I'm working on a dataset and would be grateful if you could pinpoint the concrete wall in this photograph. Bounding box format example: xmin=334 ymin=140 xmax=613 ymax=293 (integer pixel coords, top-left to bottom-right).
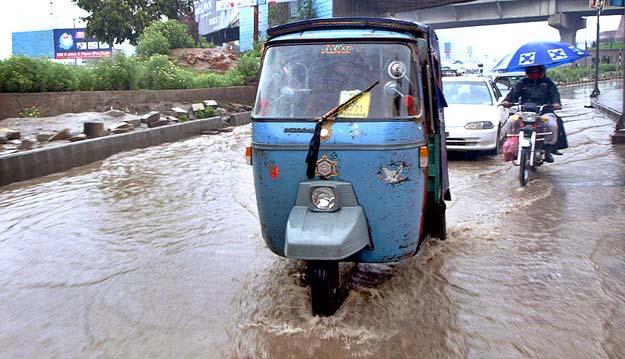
xmin=0 ymin=86 xmax=257 ymax=120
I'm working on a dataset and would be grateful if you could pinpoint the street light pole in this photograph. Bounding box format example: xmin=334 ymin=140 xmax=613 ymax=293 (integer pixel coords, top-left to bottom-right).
xmin=616 ymin=5 xmax=625 ymax=132
xmin=591 ymin=6 xmax=602 ymax=98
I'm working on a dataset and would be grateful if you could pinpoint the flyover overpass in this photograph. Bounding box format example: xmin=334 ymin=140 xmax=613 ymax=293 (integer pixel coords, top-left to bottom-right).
xmin=397 ymin=0 xmax=624 ymax=44
xmin=334 ymin=0 xmax=624 ymax=45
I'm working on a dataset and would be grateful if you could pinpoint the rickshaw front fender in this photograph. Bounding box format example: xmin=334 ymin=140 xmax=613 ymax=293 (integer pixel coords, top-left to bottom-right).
xmin=285 ymin=206 xmax=370 ymax=261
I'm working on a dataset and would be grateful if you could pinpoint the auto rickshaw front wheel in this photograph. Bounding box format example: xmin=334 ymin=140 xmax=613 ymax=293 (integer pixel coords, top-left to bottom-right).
xmin=307 ymin=260 xmax=339 ymax=316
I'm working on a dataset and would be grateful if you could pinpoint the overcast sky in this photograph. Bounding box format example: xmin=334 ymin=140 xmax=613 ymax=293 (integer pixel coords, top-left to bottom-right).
xmin=0 ymin=0 xmax=622 ymax=62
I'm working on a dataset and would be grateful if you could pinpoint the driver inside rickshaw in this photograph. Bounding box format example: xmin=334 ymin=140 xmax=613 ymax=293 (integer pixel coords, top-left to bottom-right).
xmin=305 ymin=56 xmax=361 ymax=115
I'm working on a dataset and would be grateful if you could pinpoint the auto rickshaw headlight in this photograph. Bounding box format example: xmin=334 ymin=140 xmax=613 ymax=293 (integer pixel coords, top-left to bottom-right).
xmin=311 ymin=187 xmax=336 ymax=211
xmin=464 ymin=121 xmax=494 ymax=130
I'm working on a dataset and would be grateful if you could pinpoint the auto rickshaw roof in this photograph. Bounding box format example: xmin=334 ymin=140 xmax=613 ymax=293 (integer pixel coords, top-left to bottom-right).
xmin=268 ymin=29 xmax=414 ymax=42
xmin=266 ymin=17 xmax=431 ymax=40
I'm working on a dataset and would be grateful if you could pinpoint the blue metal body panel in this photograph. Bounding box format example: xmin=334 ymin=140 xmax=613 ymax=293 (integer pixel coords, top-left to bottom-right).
xmin=252 ymin=120 xmax=427 ymax=263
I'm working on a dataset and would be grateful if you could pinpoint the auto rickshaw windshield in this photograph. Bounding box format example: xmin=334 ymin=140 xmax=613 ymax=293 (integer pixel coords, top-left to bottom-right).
xmin=253 ymin=42 xmax=419 ymax=119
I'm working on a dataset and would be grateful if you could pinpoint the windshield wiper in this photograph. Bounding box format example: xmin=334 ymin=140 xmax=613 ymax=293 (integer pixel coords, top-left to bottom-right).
xmin=305 ymin=80 xmax=379 ymax=179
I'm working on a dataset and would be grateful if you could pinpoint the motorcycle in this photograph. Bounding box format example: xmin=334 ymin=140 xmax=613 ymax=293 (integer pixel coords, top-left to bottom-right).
xmin=506 ymin=103 xmax=554 ymax=186
xmin=247 ymin=17 xmax=450 ymax=316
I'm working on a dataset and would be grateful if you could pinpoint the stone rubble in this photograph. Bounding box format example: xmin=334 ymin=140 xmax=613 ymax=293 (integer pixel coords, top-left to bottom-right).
xmin=68 ymin=134 xmax=88 ymax=142
xmin=191 ymin=103 xmax=205 ymax=112
xmin=0 ymin=99 xmax=251 ymax=155
xmin=36 ymin=132 xmax=55 ymax=142
xmin=140 ymin=111 xmax=161 ymax=124
xmin=0 ymin=128 xmax=21 ymax=140
xmin=48 ymin=129 xmax=70 ymax=141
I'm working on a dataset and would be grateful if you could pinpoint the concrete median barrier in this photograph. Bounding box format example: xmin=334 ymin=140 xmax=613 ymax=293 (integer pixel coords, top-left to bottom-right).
xmin=0 ymin=114 xmax=251 ymax=187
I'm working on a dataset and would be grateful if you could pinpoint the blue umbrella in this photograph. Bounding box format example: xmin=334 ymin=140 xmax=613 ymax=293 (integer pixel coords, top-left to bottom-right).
xmin=491 ymin=41 xmax=590 ymax=73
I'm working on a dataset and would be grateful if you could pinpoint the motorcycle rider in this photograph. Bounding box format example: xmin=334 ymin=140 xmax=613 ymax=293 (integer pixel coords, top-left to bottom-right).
xmin=501 ymin=65 xmax=561 ymax=163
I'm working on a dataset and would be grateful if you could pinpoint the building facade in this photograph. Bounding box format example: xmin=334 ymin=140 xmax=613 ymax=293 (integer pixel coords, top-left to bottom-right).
xmin=193 ymin=0 xmax=333 ymax=52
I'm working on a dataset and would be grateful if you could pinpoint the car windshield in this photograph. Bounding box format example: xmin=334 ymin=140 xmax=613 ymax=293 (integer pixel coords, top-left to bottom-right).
xmin=253 ymin=43 xmax=418 ymax=119
xmin=443 ymin=81 xmax=493 ymax=105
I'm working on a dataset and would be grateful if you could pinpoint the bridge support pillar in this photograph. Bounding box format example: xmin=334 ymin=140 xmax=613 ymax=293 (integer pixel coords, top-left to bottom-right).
xmin=548 ymin=13 xmax=586 ymax=45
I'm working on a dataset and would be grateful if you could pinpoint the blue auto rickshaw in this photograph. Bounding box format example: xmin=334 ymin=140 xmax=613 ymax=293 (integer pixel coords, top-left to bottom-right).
xmin=248 ymin=17 xmax=450 ymax=316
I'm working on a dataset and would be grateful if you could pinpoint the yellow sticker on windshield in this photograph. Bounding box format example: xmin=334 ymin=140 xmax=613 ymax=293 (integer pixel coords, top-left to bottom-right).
xmin=338 ymin=90 xmax=371 ymax=118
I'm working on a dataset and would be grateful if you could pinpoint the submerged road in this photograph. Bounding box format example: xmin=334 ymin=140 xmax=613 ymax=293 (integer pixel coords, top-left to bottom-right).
xmin=1 ymin=81 xmax=624 ymax=358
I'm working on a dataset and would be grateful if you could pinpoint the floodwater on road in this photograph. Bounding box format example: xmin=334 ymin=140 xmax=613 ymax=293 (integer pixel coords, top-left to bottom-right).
xmin=1 ymin=81 xmax=624 ymax=358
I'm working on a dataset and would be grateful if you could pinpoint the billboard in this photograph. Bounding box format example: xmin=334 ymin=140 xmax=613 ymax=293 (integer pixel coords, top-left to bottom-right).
xmin=195 ymin=0 xmax=235 ymax=35
xmin=12 ymin=30 xmax=55 ymax=58
xmin=53 ymin=28 xmax=112 ymax=59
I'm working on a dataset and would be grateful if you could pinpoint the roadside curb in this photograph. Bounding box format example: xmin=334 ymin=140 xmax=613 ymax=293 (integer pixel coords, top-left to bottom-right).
xmin=591 ymin=98 xmax=622 ymax=121
xmin=0 ymin=112 xmax=251 ymax=187
xmin=559 ymin=75 xmax=623 ymax=87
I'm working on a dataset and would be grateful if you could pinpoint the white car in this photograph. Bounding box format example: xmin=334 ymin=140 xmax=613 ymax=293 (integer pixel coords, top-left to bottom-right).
xmin=442 ymin=76 xmax=508 ymax=154
xmin=492 ymin=71 xmax=526 ymax=96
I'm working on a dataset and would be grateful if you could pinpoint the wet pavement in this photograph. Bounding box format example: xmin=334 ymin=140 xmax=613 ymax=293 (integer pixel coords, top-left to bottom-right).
xmin=595 ymin=84 xmax=624 ymax=115
xmin=1 ymin=81 xmax=625 ymax=358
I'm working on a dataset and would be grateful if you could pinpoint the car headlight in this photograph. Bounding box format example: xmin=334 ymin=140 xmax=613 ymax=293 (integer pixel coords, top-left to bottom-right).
xmin=464 ymin=121 xmax=494 ymax=130
xmin=311 ymin=187 xmax=336 ymax=211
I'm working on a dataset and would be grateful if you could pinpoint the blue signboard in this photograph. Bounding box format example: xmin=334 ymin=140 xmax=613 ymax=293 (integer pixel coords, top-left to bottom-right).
xmin=12 ymin=30 xmax=55 ymax=58
xmin=611 ymin=0 xmax=624 ymax=6
xmin=53 ymin=28 xmax=112 ymax=59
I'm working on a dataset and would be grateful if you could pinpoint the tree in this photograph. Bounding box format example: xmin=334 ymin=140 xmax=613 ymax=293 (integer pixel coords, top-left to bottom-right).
xmin=72 ymin=0 xmax=194 ymax=45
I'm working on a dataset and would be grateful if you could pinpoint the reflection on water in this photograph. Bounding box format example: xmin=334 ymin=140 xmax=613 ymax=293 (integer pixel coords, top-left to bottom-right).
xmin=2 ymin=82 xmax=625 ymax=358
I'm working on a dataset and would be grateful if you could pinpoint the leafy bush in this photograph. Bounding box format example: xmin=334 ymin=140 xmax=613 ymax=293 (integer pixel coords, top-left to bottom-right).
xmin=37 ymin=60 xmax=78 ymax=92
xmin=0 ymin=38 xmax=264 ymax=93
xmin=192 ymin=68 xmax=245 ymax=88
xmin=236 ymin=42 xmax=262 ymax=79
xmin=547 ymin=64 xmax=622 ymax=84
xmin=601 ymin=63 xmax=618 ymax=72
xmin=237 ymin=54 xmax=260 ymax=78
xmin=223 ymin=68 xmax=245 ymax=86
xmin=0 ymin=55 xmax=78 ymax=92
xmin=0 ymin=56 xmax=40 ymax=92
xmin=150 ymin=20 xmax=195 ymax=49
xmin=136 ymin=20 xmax=195 ymax=58
xmin=91 ymin=54 xmax=141 ymax=90
xmin=142 ymin=54 xmax=192 ymax=90
xmin=195 ymin=107 xmax=215 ymax=119
xmin=74 ymin=65 xmax=98 ymax=91
xmin=136 ymin=31 xmax=171 ymax=58
xmin=193 ymin=72 xmax=230 ymax=88
xmin=198 ymin=37 xmax=215 ymax=48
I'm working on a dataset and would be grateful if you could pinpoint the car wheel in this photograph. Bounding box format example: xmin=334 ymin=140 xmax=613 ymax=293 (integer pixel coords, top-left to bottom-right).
xmin=487 ymin=127 xmax=502 ymax=156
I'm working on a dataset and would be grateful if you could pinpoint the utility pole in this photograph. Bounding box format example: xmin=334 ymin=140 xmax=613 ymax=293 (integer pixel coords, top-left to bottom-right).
xmin=619 ymin=7 xmax=625 ymax=131
xmin=612 ymin=5 xmax=625 ymax=143
xmin=253 ymin=4 xmax=259 ymax=42
xmin=591 ymin=4 xmax=602 ymax=98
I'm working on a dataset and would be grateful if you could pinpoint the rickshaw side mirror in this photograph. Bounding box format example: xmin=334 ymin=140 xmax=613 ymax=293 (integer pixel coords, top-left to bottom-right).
xmin=388 ymin=61 xmax=407 ymax=79
xmin=384 ymin=81 xmax=404 ymax=97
